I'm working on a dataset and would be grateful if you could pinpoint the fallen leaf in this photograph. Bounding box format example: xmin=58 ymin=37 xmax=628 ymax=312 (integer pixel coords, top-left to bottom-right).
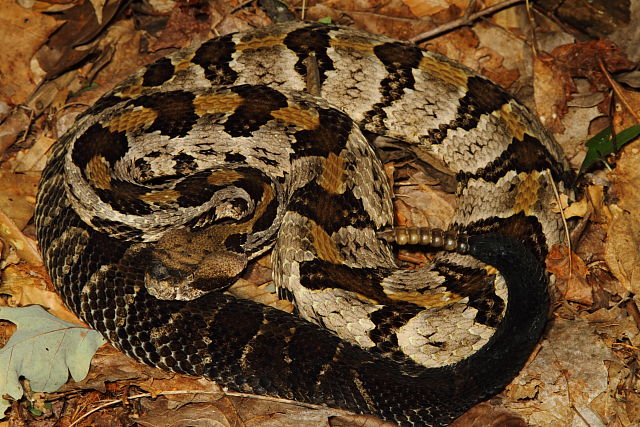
xmin=605 ymin=140 xmax=640 ymax=293
xmin=503 ymin=317 xmax=614 ymax=425
xmin=0 ymin=1 xmax=60 ymax=107
xmin=551 ymin=40 xmax=634 ymax=90
xmin=0 ymin=208 xmax=41 ymax=265
xmin=148 ymin=2 xmax=214 ymax=52
xmin=609 ymin=71 xmax=640 ymax=132
xmin=546 ymin=245 xmax=592 ymax=305
xmin=0 ymin=305 xmax=105 ymax=415
xmin=0 ymin=171 xmax=39 ymax=230
xmin=533 ymin=53 xmax=576 ymax=134
xmin=0 ymin=264 xmax=82 ymax=325
xmin=403 ymin=0 xmax=468 ymax=19
xmin=11 ymin=134 xmax=56 ymax=173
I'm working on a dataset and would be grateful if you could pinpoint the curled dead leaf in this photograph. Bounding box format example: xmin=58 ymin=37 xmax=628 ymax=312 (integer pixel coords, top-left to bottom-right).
xmin=551 ymin=40 xmax=634 ymax=90
xmin=546 ymin=244 xmax=592 ymax=306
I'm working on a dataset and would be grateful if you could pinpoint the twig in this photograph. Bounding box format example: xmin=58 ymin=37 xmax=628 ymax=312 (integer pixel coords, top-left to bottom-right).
xmin=409 ymin=0 xmax=525 ymax=43
xmin=68 ymin=388 xmax=347 ymax=427
xmin=547 ymin=170 xmax=572 ymax=275
xmin=229 ymin=0 xmax=254 ymax=15
xmin=524 ymin=0 xmax=539 ymax=55
xmin=550 ymin=347 xmax=593 ymax=427
xmin=598 ymin=57 xmax=640 ymax=123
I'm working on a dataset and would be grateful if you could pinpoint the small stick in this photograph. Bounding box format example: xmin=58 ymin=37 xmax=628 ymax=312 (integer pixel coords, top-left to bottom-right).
xmin=409 ymin=0 xmax=525 ymax=43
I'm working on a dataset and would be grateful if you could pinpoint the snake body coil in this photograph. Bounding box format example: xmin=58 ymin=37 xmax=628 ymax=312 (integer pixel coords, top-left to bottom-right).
xmin=35 ymin=22 xmax=571 ymax=425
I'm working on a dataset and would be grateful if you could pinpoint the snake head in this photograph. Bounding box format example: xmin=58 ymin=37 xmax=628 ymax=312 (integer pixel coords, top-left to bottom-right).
xmin=144 ymin=227 xmax=248 ymax=301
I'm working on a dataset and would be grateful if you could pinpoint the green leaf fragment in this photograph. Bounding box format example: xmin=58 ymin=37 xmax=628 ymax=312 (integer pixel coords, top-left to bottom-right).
xmin=28 ymin=405 xmax=43 ymax=416
xmin=0 ymin=305 xmax=105 ymax=417
xmin=71 ymin=81 xmax=99 ymax=98
xmin=579 ymin=124 xmax=640 ymax=174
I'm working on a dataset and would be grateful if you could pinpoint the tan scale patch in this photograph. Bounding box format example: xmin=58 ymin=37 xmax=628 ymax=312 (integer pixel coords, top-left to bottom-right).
xmin=484 ymin=265 xmax=498 ymax=276
xmin=329 ymin=38 xmax=375 ymax=55
xmin=419 ymin=55 xmax=468 ymax=89
xmin=85 ymin=156 xmax=112 ymax=190
xmin=497 ymin=103 xmax=529 ymax=141
xmin=317 ymin=152 xmax=347 ymax=195
xmin=117 ymin=76 xmax=144 ymax=99
xmin=236 ymin=33 xmax=289 ymax=51
xmin=249 ymin=183 xmax=275 ymax=229
xmin=514 ymin=171 xmax=541 ymax=214
xmin=194 ymin=93 xmax=244 ymax=116
xmin=174 ymin=56 xmax=195 ymax=72
xmin=347 ymin=292 xmax=380 ymax=305
xmin=139 ymin=189 xmax=181 ymax=204
xmin=386 ymin=290 xmax=464 ymax=308
xmin=228 ymin=181 xmax=276 ymax=234
xmin=271 ymin=105 xmax=320 ymax=130
xmin=206 ymin=169 xmax=245 ymax=186
xmin=107 ymin=107 xmax=158 ymax=133
xmin=310 ymin=222 xmax=343 ymax=264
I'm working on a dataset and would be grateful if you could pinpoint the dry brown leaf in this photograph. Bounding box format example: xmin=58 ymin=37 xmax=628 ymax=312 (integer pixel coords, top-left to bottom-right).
xmin=88 ymin=0 xmax=107 ymax=25
xmin=452 ymin=402 xmax=526 ymax=427
xmin=0 ymin=263 xmax=85 ymax=324
xmin=402 ymin=0 xmax=467 ymax=19
xmin=604 ymin=209 xmax=640 ymax=293
xmin=311 ymin=0 xmax=416 ymax=19
xmin=57 ymin=345 xmax=172 ymax=394
xmin=552 ymin=80 xmax=605 ymax=169
xmin=136 ymin=395 xmax=370 ymax=427
xmin=0 ymin=208 xmax=41 ymax=265
xmin=85 ymin=21 xmax=147 ymax=94
xmin=0 ymin=1 xmax=60 ymax=107
xmin=551 ymin=40 xmax=635 ymax=90
xmin=580 ymin=307 xmax=640 ymax=424
xmin=135 ymin=401 xmax=232 ymax=427
xmin=546 ymin=245 xmax=592 ymax=305
xmin=533 ymin=53 xmax=576 ymax=134
xmin=229 ymin=279 xmax=293 ymax=312
xmin=562 ymin=196 xmax=589 ymax=218
xmin=586 ymin=185 xmax=612 ymax=223
xmin=0 ymin=171 xmax=39 ymax=230
xmin=11 ymin=134 xmax=56 ymax=173
xmin=304 ymin=1 xmax=434 ymax=40
xmin=605 ymin=140 xmax=640 ymax=293
xmin=583 ymin=306 xmax=639 ymax=351
xmin=227 ymin=396 xmax=343 ymax=427
xmin=34 ymin=0 xmax=125 ymax=77
xmin=422 ymin=26 xmax=480 ymax=65
xmin=503 ymin=317 xmax=613 ymax=425
xmin=0 ymin=70 xmax=78 ymax=156
xmin=57 ymin=390 xmax=130 ymax=426
xmin=147 ymin=2 xmax=215 ymax=52
xmin=394 ymin=178 xmax=455 ymax=230
xmin=610 ymin=78 xmax=640 ymax=132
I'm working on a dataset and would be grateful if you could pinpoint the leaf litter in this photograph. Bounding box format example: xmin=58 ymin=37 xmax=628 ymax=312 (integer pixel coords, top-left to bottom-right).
xmin=1 ymin=0 xmax=640 ymax=425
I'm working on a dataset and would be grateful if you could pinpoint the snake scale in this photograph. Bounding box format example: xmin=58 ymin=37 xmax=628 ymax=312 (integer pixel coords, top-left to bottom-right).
xmin=35 ymin=22 xmax=572 ymax=425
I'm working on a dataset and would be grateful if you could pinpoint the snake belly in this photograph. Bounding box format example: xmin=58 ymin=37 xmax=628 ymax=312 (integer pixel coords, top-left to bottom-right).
xmin=35 ymin=22 xmax=571 ymax=426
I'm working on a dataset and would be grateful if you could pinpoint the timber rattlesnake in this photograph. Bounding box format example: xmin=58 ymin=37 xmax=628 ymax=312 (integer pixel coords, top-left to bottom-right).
xmin=35 ymin=22 xmax=572 ymax=426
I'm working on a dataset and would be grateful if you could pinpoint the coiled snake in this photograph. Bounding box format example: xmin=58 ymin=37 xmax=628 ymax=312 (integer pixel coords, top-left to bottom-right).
xmin=35 ymin=22 xmax=572 ymax=426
